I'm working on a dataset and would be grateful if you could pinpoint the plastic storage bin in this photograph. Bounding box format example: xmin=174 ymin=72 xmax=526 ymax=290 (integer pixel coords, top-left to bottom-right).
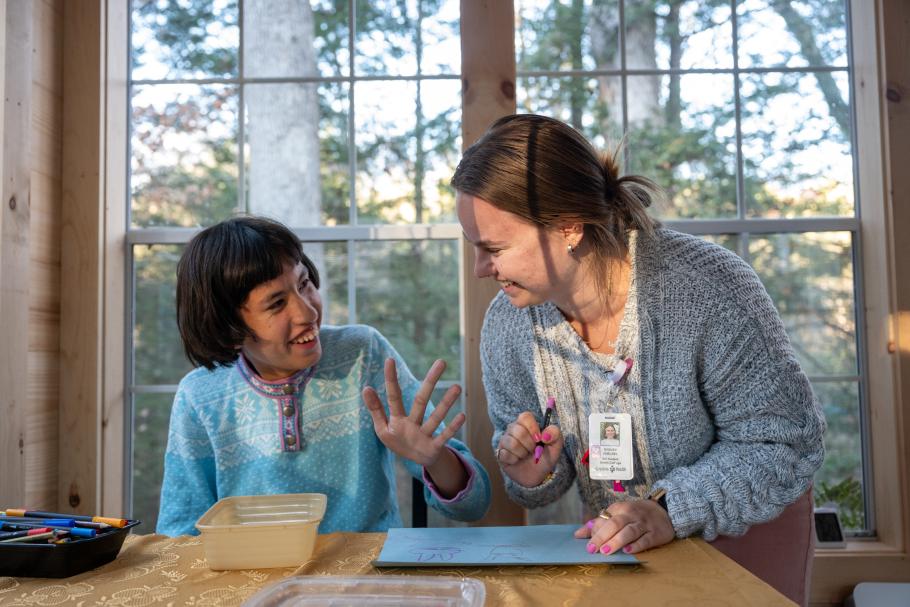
xmin=242 ymin=575 xmax=486 ymax=607
xmin=195 ymin=493 xmax=327 ymax=570
xmin=0 ymin=520 xmax=140 ymax=578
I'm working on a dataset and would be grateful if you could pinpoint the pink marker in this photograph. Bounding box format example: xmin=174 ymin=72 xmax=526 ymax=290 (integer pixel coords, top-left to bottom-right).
xmin=607 ymin=358 xmax=633 ymax=385
xmin=534 ymin=397 xmax=556 ymax=464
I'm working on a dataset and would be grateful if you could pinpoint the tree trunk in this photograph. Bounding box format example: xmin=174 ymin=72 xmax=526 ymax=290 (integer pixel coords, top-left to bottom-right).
xmin=589 ymin=4 xmax=661 ymax=131
xmin=244 ymin=0 xmax=326 ymax=282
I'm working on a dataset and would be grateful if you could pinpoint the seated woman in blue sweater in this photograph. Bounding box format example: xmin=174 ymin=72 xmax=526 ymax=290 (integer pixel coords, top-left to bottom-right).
xmin=156 ymin=215 xmax=491 ymax=536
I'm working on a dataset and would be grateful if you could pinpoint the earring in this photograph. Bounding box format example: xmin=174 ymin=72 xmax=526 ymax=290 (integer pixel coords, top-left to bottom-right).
xmin=567 ymin=244 xmax=575 ymax=254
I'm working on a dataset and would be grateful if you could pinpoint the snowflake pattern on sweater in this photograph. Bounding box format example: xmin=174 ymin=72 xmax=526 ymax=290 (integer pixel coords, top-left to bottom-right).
xmin=156 ymin=325 xmax=491 ymax=536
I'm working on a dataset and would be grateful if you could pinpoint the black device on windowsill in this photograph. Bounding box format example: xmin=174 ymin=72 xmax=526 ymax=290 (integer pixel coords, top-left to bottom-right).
xmin=814 ymin=507 xmax=846 ymax=548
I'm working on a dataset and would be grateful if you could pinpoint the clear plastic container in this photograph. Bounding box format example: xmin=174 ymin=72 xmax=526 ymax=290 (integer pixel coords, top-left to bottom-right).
xmin=242 ymin=575 xmax=485 ymax=607
xmin=195 ymin=493 xmax=327 ymax=570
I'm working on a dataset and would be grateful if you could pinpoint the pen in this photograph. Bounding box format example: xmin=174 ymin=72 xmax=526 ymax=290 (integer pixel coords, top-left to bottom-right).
xmin=2 ymin=509 xmax=128 ymax=528
xmin=534 ymin=397 xmax=556 ymax=464
xmin=0 ymin=520 xmax=96 ymax=537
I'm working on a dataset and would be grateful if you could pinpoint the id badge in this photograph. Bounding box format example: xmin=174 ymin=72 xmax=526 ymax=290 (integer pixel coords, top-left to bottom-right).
xmin=588 ymin=412 xmax=633 ymax=481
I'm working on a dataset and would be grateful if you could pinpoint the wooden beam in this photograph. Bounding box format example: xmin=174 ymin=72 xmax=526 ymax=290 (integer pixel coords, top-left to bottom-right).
xmin=102 ymin=0 xmax=128 ymax=516
xmin=880 ymin=0 xmax=910 ymax=559
xmin=809 ymin=0 xmax=910 ymax=603
xmin=26 ymin=0 xmax=65 ymax=512
xmin=59 ymin=0 xmax=103 ymax=515
xmin=459 ymin=0 xmax=523 ymax=525
xmin=0 ymin=0 xmax=34 ymax=508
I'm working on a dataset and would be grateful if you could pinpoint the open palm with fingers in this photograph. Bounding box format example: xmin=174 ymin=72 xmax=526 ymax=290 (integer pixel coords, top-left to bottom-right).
xmin=362 ymin=358 xmax=465 ymax=468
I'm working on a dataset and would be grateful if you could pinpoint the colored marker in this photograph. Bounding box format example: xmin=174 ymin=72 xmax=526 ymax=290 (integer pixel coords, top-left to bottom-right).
xmin=0 ymin=521 xmax=96 ymax=538
xmin=0 ymin=516 xmax=75 ymax=526
xmin=0 ymin=527 xmax=51 ymax=541
xmin=607 ymin=358 xmax=633 ymax=385
xmin=2 ymin=509 xmax=128 ymax=528
xmin=0 ymin=530 xmax=59 ymax=543
xmin=534 ymin=397 xmax=556 ymax=464
xmin=75 ymin=520 xmax=112 ymax=530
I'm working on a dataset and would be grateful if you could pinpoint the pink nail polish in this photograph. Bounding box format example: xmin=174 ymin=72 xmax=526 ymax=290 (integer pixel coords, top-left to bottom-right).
xmin=533 ymin=433 xmax=541 ymax=441
xmin=585 ymin=520 xmax=594 ymax=530
xmin=586 ymin=542 xmax=597 ymax=554
xmin=623 ymin=546 xmax=632 ymax=553
xmin=542 ymin=432 xmax=552 ymax=441
xmin=600 ymin=545 xmax=612 ymax=555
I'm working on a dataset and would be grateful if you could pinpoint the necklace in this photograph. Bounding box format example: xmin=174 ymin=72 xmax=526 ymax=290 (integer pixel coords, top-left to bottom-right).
xmin=578 ymin=317 xmax=617 ymax=351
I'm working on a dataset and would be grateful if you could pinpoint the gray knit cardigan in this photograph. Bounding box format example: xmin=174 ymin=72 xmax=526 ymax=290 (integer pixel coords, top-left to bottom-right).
xmin=480 ymin=228 xmax=826 ymax=540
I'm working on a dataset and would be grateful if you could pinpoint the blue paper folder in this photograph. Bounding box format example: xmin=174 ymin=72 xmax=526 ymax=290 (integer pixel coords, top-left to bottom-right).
xmin=373 ymin=524 xmax=640 ymax=567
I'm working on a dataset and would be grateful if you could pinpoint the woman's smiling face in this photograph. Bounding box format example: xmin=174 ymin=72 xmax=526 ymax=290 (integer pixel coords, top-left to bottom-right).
xmin=457 ymin=191 xmax=579 ymax=309
xmin=239 ymin=260 xmax=323 ymax=380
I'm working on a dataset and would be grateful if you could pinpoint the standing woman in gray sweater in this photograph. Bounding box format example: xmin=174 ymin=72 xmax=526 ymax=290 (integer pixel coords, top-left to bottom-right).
xmin=452 ymin=114 xmax=825 ymax=559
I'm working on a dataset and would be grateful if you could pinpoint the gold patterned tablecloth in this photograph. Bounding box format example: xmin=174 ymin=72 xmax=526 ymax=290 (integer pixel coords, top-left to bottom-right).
xmin=0 ymin=532 xmax=793 ymax=606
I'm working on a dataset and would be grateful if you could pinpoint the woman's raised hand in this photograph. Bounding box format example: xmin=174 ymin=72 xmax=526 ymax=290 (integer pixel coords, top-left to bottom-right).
xmin=362 ymin=358 xmax=464 ymax=468
xmin=495 ymin=411 xmax=564 ymax=487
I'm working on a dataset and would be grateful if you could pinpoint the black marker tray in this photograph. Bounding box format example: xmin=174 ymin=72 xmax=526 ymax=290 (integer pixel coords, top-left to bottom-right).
xmin=0 ymin=520 xmax=140 ymax=578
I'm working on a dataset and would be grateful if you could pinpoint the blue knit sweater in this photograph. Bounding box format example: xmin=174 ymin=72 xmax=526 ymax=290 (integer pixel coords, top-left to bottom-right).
xmin=157 ymin=324 xmax=491 ymax=536
xmin=480 ymin=229 xmax=825 ymax=540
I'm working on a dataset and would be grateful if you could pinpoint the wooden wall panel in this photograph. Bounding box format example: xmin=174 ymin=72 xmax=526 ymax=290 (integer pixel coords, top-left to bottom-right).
xmin=459 ymin=0 xmax=523 ymax=526
xmin=809 ymin=0 xmax=910 ymax=603
xmin=59 ymin=0 xmax=104 ymax=514
xmin=880 ymin=0 xmax=910 ymax=559
xmin=26 ymin=0 xmax=63 ymax=509
xmin=0 ymin=0 xmax=34 ymax=509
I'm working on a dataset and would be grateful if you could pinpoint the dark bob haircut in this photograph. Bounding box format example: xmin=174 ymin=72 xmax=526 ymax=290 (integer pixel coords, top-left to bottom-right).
xmin=176 ymin=215 xmax=320 ymax=370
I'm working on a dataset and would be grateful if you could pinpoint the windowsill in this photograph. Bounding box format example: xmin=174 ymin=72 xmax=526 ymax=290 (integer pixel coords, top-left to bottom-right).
xmin=814 ymin=539 xmax=906 ymax=557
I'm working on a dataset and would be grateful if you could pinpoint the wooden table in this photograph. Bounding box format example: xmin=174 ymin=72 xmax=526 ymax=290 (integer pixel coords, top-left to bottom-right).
xmin=0 ymin=532 xmax=794 ymax=606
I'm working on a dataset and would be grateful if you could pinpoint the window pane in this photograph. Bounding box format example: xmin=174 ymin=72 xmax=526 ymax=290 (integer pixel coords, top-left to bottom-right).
xmin=516 ymin=0 xmax=621 ymax=73
xmin=737 ymin=0 xmax=848 ymax=69
xmin=131 ymin=392 xmax=174 ymax=530
xmin=418 ymin=79 xmax=462 ymax=223
xmin=354 ymin=240 xmax=460 ymax=382
xmin=812 ymin=381 xmax=865 ymax=531
xmin=749 ymin=232 xmax=857 ymax=377
xmin=245 ymin=83 xmax=350 ymax=226
xmin=352 ymin=0 xmax=458 ymax=77
xmin=517 ymin=76 xmax=624 ymax=151
xmin=354 ymin=0 xmax=416 ymax=76
xmin=701 ymin=233 xmax=738 ymax=253
xmin=134 ymin=244 xmax=191 ymax=385
xmin=354 ymin=81 xmax=459 ymax=224
xmin=244 ymin=0 xmax=349 ymax=78
xmin=131 ymin=84 xmax=240 ymax=228
xmin=626 ymin=1 xmax=733 ymax=70
xmin=627 ymin=74 xmax=737 ymax=219
xmin=420 ymin=0 xmax=461 ymax=76
xmin=131 ymin=0 xmax=239 ymax=80
xmin=302 ymin=241 xmax=350 ymax=326
xmin=741 ymin=71 xmax=852 ymax=218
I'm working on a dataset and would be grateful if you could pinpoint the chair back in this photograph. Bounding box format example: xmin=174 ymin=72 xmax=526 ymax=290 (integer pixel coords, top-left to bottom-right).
xmin=710 ymin=490 xmax=815 ymax=606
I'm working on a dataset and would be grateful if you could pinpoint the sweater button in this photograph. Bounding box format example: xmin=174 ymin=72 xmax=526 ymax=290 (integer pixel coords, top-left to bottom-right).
xmin=284 ymin=434 xmax=297 ymax=447
xmin=282 ymin=385 xmax=295 ymax=395
xmin=282 ymin=404 xmax=295 ymax=417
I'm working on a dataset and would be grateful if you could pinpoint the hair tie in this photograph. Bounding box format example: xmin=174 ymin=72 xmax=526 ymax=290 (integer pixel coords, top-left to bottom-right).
xmin=604 ymin=176 xmax=619 ymax=201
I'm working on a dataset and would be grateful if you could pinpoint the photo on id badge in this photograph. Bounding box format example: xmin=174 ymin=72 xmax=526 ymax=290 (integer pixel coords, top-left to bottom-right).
xmin=589 ymin=412 xmax=633 ymax=481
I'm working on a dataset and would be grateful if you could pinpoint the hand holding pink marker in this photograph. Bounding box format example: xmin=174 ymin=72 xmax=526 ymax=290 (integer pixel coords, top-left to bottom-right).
xmin=534 ymin=397 xmax=556 ymax=464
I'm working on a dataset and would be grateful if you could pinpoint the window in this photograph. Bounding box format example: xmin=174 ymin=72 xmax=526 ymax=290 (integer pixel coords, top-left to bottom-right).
xmin=514 ymin=0 xmax=868 ymax=534
xmin=127 ymin=0 xmax=466 ymax=529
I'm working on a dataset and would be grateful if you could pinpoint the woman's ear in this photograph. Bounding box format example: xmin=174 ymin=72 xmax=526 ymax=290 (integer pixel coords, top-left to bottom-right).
xmin=559 ymin=222 xmax=584 ymax=249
